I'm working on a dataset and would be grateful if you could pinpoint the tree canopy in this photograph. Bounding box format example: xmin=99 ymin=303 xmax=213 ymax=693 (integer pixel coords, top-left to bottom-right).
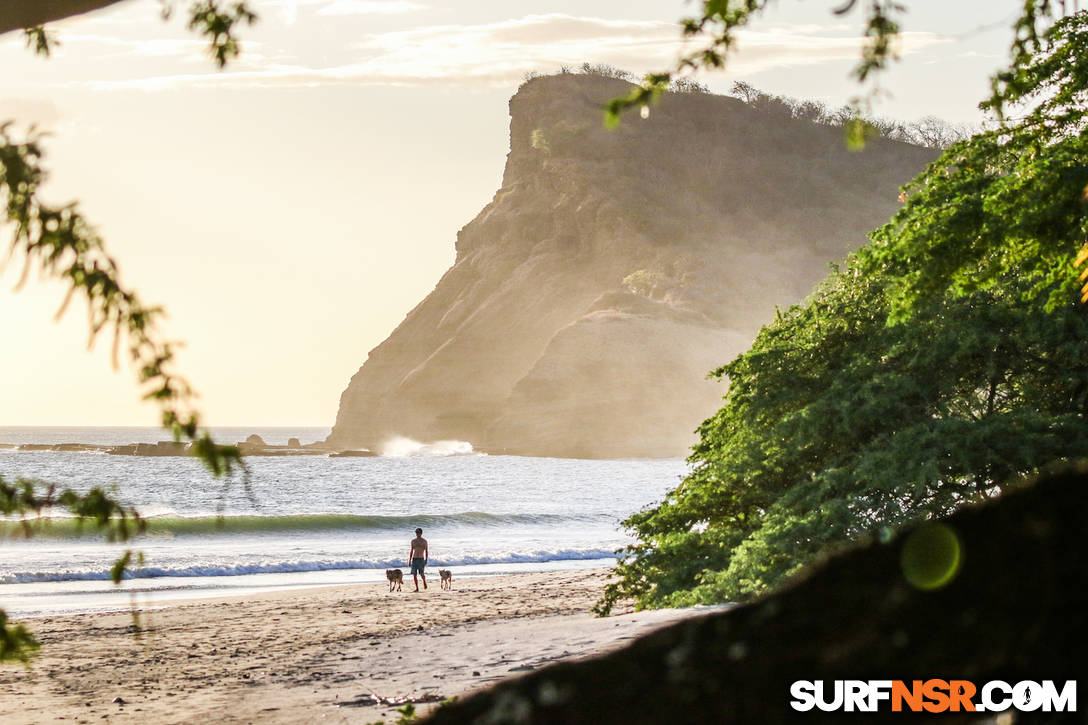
xmin=598 ymin=7 xmax=1088 ymax=615
xmin=597 ymin=258 xmax=1088 ymax=612
xmin=862 ymin=11 xmax=1088 ymax=314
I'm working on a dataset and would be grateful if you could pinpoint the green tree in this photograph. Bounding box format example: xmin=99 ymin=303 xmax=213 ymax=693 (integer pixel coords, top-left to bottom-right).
xmin=597 ymin=3 xmax=1088 ymax=615
xmin=862 ymin=11 xmax=1088 ymax=315
xmin=598 ymin=260 xmax=1088 ymax=613
xmin=622 ymin=269 xmax=666 ymax=298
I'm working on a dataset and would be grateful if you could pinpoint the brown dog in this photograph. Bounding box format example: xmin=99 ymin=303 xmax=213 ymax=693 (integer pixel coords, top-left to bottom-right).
xmin=439 ymin=569 xmax=452 ymax=590
xmin=386 ymin=568 xmax=403 ymax=592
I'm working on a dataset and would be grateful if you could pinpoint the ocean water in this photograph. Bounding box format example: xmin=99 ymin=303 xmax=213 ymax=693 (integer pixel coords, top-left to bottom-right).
xmin=0 ymin=427 xmax=686 ymax=618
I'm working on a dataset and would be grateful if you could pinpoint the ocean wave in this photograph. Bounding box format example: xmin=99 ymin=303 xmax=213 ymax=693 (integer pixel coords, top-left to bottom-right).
xmin=0 ymin=511 xmax=610 ymax=539
xmin=380 ymin=437 xmax=479 ymax=457
xmin=0 ymin=549 xmax=617 ymax=583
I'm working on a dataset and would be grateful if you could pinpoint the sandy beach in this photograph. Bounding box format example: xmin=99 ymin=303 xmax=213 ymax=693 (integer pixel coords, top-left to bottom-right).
xmin=0 ymin=569 xmax=709 ymax=723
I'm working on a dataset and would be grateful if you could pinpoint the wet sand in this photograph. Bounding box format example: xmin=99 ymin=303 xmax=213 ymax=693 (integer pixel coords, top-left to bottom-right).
xmin=0 ymin=569 xmax=708 ymax=723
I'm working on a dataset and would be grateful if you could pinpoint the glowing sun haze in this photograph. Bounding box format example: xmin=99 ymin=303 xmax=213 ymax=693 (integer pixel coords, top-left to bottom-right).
xmin=0 ymin=0 xmax=1019 ymax=426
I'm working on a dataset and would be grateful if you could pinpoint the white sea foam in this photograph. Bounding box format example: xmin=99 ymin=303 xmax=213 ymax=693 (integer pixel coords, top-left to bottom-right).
xmin=1 ymin=549 xmax=618 ymax=584
xmin=380 ymin=436 xmax=478 ymax=457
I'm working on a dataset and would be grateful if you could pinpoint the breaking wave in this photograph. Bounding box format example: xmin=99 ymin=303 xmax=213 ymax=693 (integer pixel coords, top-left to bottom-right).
xmin=0 ymin=549 xmax=617 ymax=583
xmin=0 ymin=511 xmax=609 ymax=539
xmin=380 ymin=437 xmax=479 ymax=457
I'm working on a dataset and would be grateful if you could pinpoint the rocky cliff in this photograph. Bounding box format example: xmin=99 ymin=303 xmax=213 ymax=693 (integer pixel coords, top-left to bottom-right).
xmin=328 ymin=74 xmax=935 ymax=458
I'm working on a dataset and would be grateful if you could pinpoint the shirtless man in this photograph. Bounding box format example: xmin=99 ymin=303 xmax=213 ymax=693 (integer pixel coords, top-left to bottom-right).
xmin=408 ymin=528 xmax=428 ymax=591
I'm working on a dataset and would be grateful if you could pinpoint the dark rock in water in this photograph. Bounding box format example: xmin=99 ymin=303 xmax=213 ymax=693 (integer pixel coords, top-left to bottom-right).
xmin=56 ymin=443 xmax=104 ymax=452
xmin=238 ymin=434 xmax=269 ymax=456
xmin=106 ymin=444 xmax=138 ymax=456
xmin=421 ymin=466 xmax=1088 ymax=724
xmin=6 ymin=437 xmax=332 ymax=458
xmin=141 ymin=441 xmax=189 ymax=456
xmin=14 ymin=442 xmax=106 ymax=452
xmin=107 ymin=441 xmax=189 ymax=457
xmin=328 ymin=74 xmax=936 ymax=459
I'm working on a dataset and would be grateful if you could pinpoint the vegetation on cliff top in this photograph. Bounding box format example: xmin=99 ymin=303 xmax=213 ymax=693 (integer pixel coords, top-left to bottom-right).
xmin=527 ymin=63 xmax=971 ymax=150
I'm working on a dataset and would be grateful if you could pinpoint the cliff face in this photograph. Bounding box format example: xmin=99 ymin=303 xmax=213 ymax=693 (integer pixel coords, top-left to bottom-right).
xmin=328 ymin=74 xmax=935 ymax=458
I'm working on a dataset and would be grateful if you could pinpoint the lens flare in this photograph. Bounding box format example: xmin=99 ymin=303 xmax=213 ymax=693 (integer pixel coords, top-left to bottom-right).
xmin=900 ymin=522 xmax=962 ymax=590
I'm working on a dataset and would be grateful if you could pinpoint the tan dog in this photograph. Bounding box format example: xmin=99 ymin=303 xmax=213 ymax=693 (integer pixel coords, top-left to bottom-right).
xmin=385 ymin=568 xmax=403 ymax=592
xmin=439 ymin=569 xmax=452 ymax=590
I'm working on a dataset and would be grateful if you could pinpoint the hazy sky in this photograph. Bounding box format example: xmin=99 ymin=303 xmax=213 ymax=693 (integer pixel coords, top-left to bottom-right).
xmin=0 ymin=0 xmax=1021 ymax=427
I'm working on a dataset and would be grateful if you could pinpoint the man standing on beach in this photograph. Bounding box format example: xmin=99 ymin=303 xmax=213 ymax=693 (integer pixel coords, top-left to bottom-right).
xmin=409 ymin=528 xmax=428 ymax=591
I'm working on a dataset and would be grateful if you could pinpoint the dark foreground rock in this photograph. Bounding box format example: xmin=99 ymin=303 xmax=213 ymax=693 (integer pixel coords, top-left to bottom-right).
xmin=422 ymin=467 xmax=1087 ymax=724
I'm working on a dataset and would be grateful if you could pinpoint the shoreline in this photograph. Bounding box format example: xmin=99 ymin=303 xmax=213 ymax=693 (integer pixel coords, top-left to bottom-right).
xmin=1 ymin=559 xmax=618 ymax=620
xmin=0 ymin=569 xmax=712 ymax=723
